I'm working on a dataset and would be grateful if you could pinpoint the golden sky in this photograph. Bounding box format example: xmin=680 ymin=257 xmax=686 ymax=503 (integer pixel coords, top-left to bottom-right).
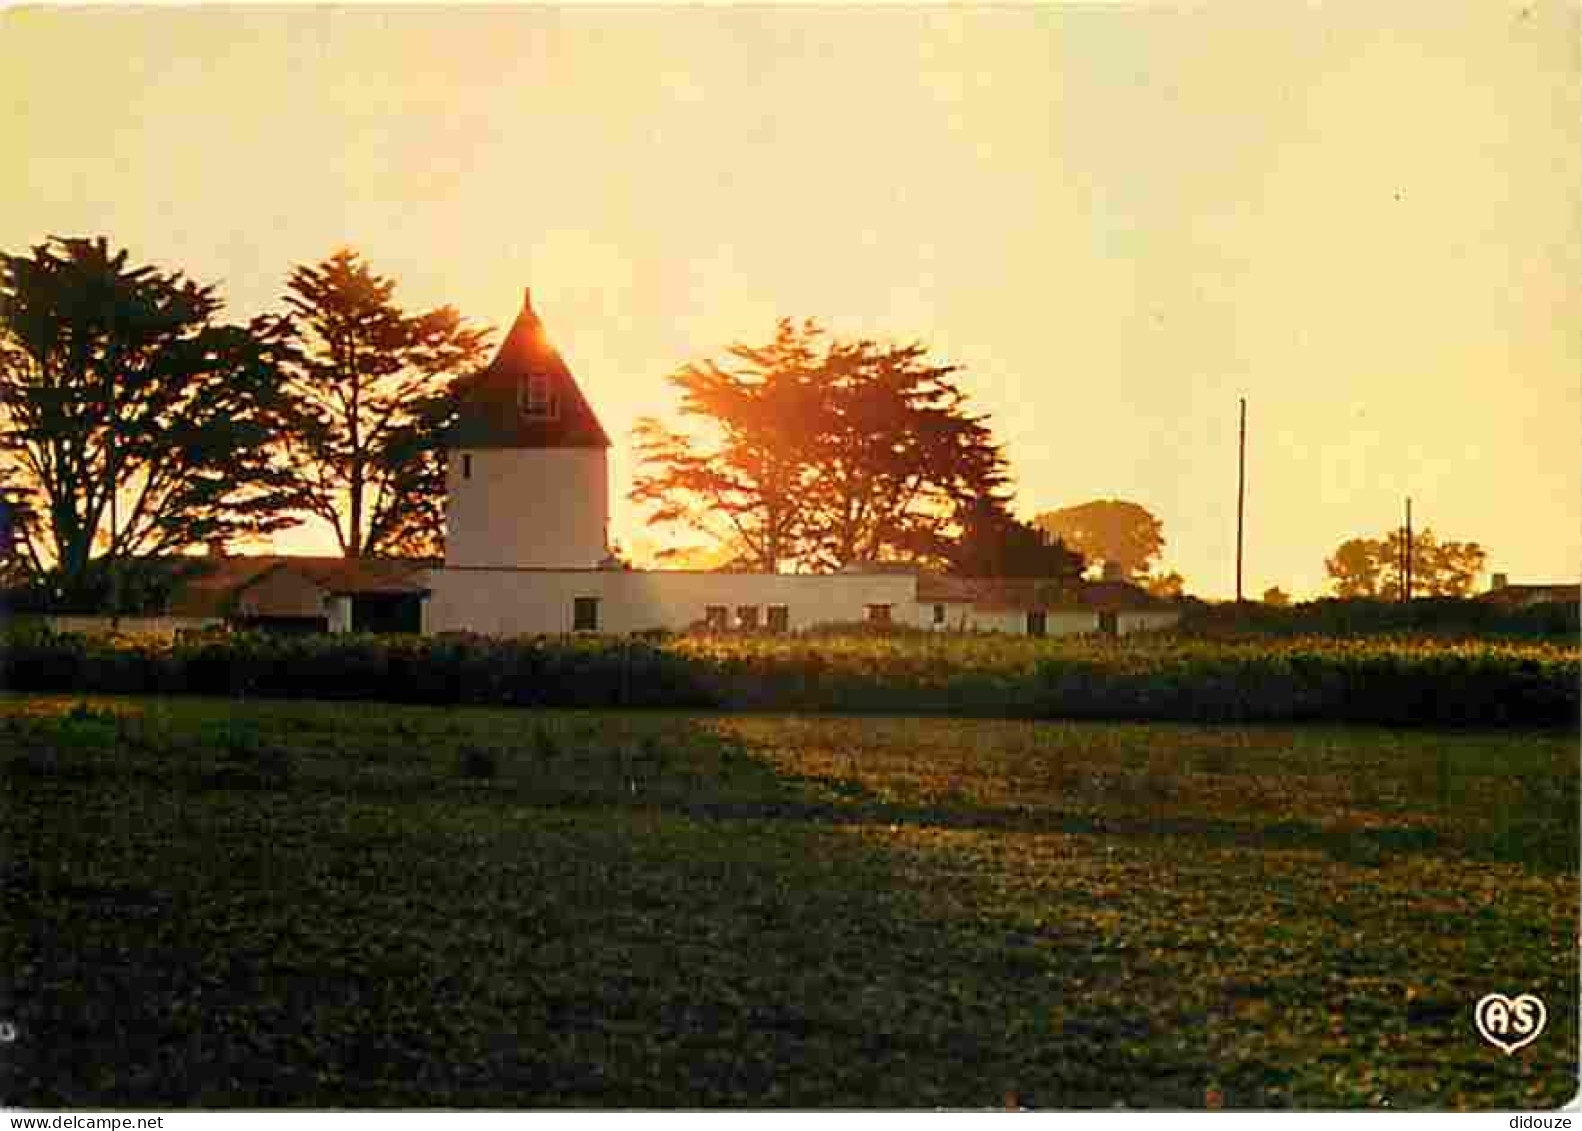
xmin=3 ymin=2 xmax=1577 ymax=597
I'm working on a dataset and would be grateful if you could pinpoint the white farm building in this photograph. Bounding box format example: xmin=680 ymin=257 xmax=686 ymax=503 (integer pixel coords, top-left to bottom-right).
xmin=62 ymin=289 xmax=1180 ymax=640
xmin=428 ymin=288 xmax=920 ymax=635
xmin=426 ymin=289 xmax=1178 ymax=637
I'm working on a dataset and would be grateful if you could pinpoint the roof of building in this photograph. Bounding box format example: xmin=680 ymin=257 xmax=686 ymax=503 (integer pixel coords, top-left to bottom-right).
xmin=915 ymin=574 xmax=979 ymax=603
xmin=167 ymin=555 xmax=432 ymax=617
xmin=447 ymin=289 xmax=611 ymax=450
xmin=1073 ymin=579 xmax=1173 ymax=611
xmin=839 ymin=560 xmax=926 ymax=576
xmin=967 ymin=579 xmax=1086 ymax=612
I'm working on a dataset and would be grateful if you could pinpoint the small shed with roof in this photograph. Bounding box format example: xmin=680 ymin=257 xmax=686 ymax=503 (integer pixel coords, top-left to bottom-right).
xmin=169 ymin=555 xmax=432 ymax=634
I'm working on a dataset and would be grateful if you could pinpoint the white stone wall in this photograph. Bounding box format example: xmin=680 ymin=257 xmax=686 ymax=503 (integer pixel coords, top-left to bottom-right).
xmin=914 ymin=606 xmax=1098 ymax=636
xmin=424 ymin=568 xmax=916 ymax=636
xmin=964 ymin=608 xmax=1026 ymax=635
xmin=423 ymin=564 xmax=1178 ymax=639
xmin=1042 ymin=611 xmax=1102 ymax=637
xmin=445 ymin=448 xmax=609 ymax=569
xmin=911 ymin=601 xmax=975 ymax=631
xmin=1117 ymin=610 xmax=1181 ymax=635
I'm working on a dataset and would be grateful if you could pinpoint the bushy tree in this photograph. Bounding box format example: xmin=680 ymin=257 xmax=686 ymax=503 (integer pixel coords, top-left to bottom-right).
xmin=1325 ymin=538 xmax=1381 ymax=597
xmin=631 ymin=319 xmax=1008 ymax=573
xmin=1144 ymin=569 xmax=1186 ymax=598
xmin=0 ymin=236 xmax=298 ymax=606
xmin=1262 ymin=585 xmax=1291 ymax=607
xmin=1379 ymin=528 xmax=1486 ymax=598
xmin=946 ymin=496 xmax=1085 ymax=581
xmin=631 ymin=319 xmax=824 ymax=573
xmin=1324 ymin=528 xmax=1487 ymax=598
xmin=279 ymin=249 xmax=491 ymax=558
xmin=1033 ymin=500 xmax=1165 ymax=581
xmin=802 ymin=336 xmax=1008 ymax=569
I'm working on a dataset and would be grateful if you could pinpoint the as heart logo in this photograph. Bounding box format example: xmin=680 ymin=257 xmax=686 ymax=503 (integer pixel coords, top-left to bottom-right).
xmin=1474 ymin=993 xmax=1546 ymax=1055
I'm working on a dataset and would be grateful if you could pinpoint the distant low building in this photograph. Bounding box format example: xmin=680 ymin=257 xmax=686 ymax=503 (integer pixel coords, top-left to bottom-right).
xmin=29 ymin=553 xmax=433 ymax=640
xmin=1476 ymin=573 xmax=1580 ymax=608
xmin=167 ymin=555 xmax=433 ymax=634
xmin=915 ymin=574 xmax=1178 ymax=637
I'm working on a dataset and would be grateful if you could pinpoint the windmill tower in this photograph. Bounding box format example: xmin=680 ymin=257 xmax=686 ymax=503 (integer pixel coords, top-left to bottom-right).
xmin=444 ymin=288 xmax=611 ymax=569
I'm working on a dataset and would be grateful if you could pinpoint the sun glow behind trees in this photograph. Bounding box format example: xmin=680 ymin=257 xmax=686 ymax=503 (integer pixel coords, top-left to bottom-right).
xmin=630 ymin=319 xmax=1011 ymax=574
xmin=1 ymin=6 xmax=1576 ymax=595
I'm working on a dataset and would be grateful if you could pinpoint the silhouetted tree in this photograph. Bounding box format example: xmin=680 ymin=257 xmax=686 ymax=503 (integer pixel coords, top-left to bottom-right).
xmin=946 ymin=496 xmax=1085 ymax=581
xmin=1324 ymin=528 xmax=1487 ymax=599
xmin=802 ymin=337 xmax=1008 ymax=569
xmin=0 ymin=236 xmax=298 ymax=605
xmin=1324 ymin=537 xmax=1382 ymax=597
xmin=1262 ymin=585 xmax=1291 ymax=607
xmin=631 ymin=319 xmax=824 ymax=573
xmin=1379 ymin=528 xmax=1486 ymax=598
xmin=1144 ymin=569 xmax=1186 ymax=598
xmin=0 ymin=472 xmax=40 ymax=590
xmin=1033 ymin=500 xmax=1165 ymax=581
xmin=631 ymin=319 xmax=1008 ymax=572
xmin=279 ymin=249 xmax=490 ymax=558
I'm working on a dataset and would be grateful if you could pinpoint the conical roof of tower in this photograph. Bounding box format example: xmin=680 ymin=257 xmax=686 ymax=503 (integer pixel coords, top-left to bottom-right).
xmin=447 ymin=288 xmax=611 ymax=449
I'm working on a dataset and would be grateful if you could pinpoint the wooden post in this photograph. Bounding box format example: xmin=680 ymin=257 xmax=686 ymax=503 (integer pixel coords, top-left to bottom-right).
xmin=1236 ymin=398 xmax=1246 ymax=604
xmin=1403 ymin=497 xmax=1413 ymax=603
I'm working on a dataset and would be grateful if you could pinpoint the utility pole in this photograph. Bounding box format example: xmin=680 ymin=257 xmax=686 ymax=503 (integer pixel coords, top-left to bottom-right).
xmin=107 ymin=339 xmax=120 ymax=628
xmin=1403 ymin=496 xmax=1413 ymax=603
xmin=1235 ymin=397 xmax=1246 ymax=603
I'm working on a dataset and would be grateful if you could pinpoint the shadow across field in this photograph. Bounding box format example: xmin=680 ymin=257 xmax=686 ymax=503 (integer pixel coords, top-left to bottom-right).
xmin=14 ymin=706 xmax=1563 ymax=873
xmin=3 ymin=696 xmax=1576 ymax=1109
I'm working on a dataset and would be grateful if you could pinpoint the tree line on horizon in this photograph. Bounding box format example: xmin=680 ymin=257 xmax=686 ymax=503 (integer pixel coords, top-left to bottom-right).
xmin=0 ymin=234 xmax=1488 ymax=613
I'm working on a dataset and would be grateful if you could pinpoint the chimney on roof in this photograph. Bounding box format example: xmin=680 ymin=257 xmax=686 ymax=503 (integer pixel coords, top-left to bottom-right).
xmin=1491 ymin=572 xmax=1508 ymax=591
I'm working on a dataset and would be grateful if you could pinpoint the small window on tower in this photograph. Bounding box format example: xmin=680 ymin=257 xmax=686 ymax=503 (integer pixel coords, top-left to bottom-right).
xmin=520 ymin=373 xmax=558 ymax=419
xmin=462 ymin=453 xmax=472 ymax=480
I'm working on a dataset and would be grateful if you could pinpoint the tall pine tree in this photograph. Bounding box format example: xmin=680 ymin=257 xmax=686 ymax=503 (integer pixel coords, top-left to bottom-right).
xmin=279 ymin=250 xmax=491 ymax=558
xmin=0 ymin=236 xmax=298 ymax=606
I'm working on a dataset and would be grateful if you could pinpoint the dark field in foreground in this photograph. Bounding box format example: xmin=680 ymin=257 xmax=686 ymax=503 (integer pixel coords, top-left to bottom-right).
xmin=3 ymin=695 xmax=1576 ymax=1108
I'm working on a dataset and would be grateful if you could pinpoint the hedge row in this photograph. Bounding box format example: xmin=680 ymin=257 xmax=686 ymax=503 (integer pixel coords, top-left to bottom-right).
xmin=0 ymin=630 xmax=715 ymax=709
xmin=1178 ymin=596 xmax=1579 ymax=640
xmin=2 ymin=627 xmax=1576 ymax=726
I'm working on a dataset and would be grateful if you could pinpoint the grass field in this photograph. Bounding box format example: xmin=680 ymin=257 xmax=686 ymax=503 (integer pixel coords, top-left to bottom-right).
xmin=3 ymin=693 xmax=1576 ymax=1108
